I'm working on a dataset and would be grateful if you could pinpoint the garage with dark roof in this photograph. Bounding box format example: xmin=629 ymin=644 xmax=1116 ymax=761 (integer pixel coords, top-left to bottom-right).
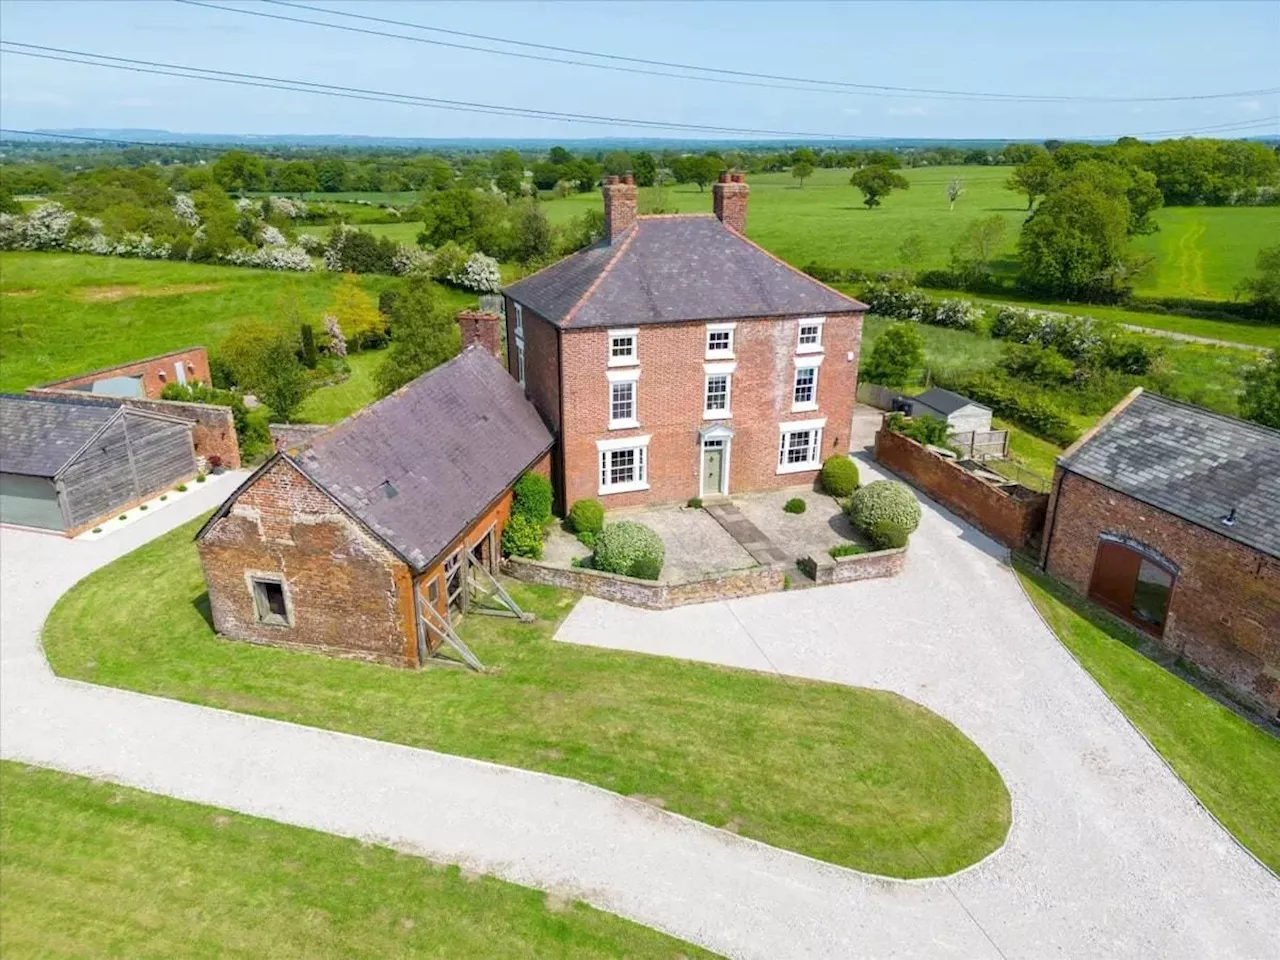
xmin=0 ymin=394 xmax=197 ymax=534
xmin=1041 ymin=389 xmax=1280 ymax=718
xmin=195 ymin=347 xmax=553 ymax=669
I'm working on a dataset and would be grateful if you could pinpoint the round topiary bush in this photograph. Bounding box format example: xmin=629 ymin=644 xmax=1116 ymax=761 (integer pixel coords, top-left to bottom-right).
xmin=783 ymin=497 xmax=807 ymax=514
xmin=820 ymin=455 xmax=860 ymax=497
xmin=501 ymin=513 xmax=544 ymax=560
xmin=866 ymin=519 xmax=911 ymax=550
xmin=512 ymin=472 xmax=553 ymax=526
xmin=567 ymin=498 xmax=604 ymax=535
xmin=846 ymin=480 xmax=921 ymax=535
xmin=593 ymin=521 xmax=665 ymax=580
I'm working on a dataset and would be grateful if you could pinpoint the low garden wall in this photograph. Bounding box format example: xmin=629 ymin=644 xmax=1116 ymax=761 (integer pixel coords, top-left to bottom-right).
xmin=799 ymin=546 xmax=908 ymax=585
xmin=874 ymin=427 xmax=1047 ymax=549
xmin=27 ymin=387 xmax=241 ymax=469
xmin=504 ymin=557 xmax=786 ymax=610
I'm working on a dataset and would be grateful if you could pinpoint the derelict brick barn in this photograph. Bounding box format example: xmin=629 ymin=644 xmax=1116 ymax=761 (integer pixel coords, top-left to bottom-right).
xmin=1041 ymin=390 xmax=1280 ymax=718
xmin=196 ymin=347 xmax=553 ymax=668
xmin=0 ymin=393 xmax=197 ymax=535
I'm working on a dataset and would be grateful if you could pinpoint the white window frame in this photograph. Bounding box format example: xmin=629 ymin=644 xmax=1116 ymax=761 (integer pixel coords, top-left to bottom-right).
xmin=515 ymin=338 xmax=526 ymax=388
xmin=702 ymin=360 xmax=735 ymax=420
xmin=776 ymin=418 xmax=826 ymax=475
xmin=605 ymin=368 xmax=640 ymax=429
xmin=596 ymin=434 xmax=651 ymax=495
xmin=513 ymin=302 xmax=524 ymax=339
xmin=705 ymin=322 xmax=736 ymax=360
xmin=796 ymin=316 xmax=825 ymax=354
xmin=608 ymin=327 xmax=639 ymax=368
xmin=792 ymin=357 xmax=822 ymax=412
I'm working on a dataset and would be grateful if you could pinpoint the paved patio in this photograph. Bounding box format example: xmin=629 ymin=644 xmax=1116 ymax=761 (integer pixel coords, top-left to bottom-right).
xmin=734 ymin=486 xmax=862 ymax=564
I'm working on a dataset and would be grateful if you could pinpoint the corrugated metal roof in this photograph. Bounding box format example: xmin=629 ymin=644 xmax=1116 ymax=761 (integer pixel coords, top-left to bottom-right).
xmin=0 ymin=393 xmax=121 ymax=477
xmin=505 ymin=216 xmax=866 ymax=327
xmin=293 ymin=347 xmax=553 ymax=571
xmin=1061 ymin=391 xmax=1280 ymax=559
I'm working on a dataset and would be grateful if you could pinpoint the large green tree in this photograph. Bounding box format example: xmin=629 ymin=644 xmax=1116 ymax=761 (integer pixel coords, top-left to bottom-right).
xmin=1017 ymin=178 xmax=1137 ymax=300
xmin=212 ymin=150 xmax=267 ymax=193
xmin=1238 ymin=244 xmax=1280 ymax=323
xmin=791 ymin=162 xmax=814 ymax=188
xmin=376 ymin=277 xmax=461 ymax=397
xmin=863 ymin=323 xmax=924 ymax=387
xmin=850 ymin=166 xmax=910 ymax=208
xmin=1006 ymin=151 xmax=1056 ymax=211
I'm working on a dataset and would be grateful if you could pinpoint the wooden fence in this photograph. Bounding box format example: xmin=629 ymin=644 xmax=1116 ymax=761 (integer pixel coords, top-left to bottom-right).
xmin=950 ymin=429 xmax=1009 ymax=460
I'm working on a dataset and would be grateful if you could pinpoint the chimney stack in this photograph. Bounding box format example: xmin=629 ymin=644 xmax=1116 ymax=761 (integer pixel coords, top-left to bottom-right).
xmin=456 ymin=310 xmax=503 ymax=360
xmin=602 ymin=174 xmax=638 ymax=244
xmin=713 ymin=171 xmax=749 ymax=234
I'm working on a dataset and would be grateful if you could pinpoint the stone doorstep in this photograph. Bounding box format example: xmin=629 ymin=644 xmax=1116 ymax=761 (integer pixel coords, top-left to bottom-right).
xmin=703 ymin=502 xmax=791 ymax=567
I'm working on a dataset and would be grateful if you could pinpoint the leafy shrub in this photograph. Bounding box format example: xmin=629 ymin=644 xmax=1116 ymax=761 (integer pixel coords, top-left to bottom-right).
xmin=196 ymin=474 xmax=207 ymax=483
xmin=783 ymin=497 xmax=807 ymax=514
xmin=866 ymin=519 xmax=911 ymax=550
xmin=686 ymin=497 xmax=703 ymax=509
xmin=501 ymin=513 xmax=543 ymax=560
xmin=138 ymin=504 xmax=149 ymax=511
xmin=860 ymin=280 xmax=937 ymax=324
xmin=999 ymin=342 xmax=1076 ymax=386
xmin=594 ymin=521 xmax=665 ymax=579
xmin=820 ymin=455 xmax=859 ymax=496
xmin=829 ymin=543 xmax=867 ymax=558
xmin=846 ymin=480 xmax=921 ymax=535
xmin=323 ymin=227 xmax=398 ymax=274
xmin=567 ymin=498 xmax=604 ymax=535
xmin=576 ymin=530 xmax=597 ymax=549
xmin=118 ymin=515 xmax=128 ymax=521
xmin=863 ymin=322 xmax=925 ymax=387
xmin=91 ymin=527 xmax=102 ymax=534
xmin=933 ymin=298 xmax=985 ymax=331
xmin=175 ymin=484 xmax=188 ymax=493
xmin=890 ymin=413 xmax=953 ymax=448
xmin=159 ymin=495 xmax=168 ymax=501
xmin=512 ymin=472 xmax=553 ymax=527
xmin=934 ymin=371 xmax=1080 ymax=446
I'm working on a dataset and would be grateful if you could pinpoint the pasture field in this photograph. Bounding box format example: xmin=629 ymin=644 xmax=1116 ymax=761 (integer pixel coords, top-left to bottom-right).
xmin=0 ymin=253 xmax=475 ymax=392
xmin=318 ymin=219 xmax=424 ymax=245
xmin=252 ymin=190 xmax=419 ymax=205
xmin=540 ymin=166 xmax=1278 ymax=305
xmin=0 ymin=762 xmax=710 ymax=958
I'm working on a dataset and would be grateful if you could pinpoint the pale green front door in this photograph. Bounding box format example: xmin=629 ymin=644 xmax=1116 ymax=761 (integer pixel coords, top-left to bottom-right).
xmin=702 ymin=447 xmax=724 ymax=496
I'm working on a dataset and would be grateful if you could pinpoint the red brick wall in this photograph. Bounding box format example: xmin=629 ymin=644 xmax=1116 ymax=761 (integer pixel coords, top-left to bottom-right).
xmin=603 ymin=175 xmax=638 ymax=242
xmin=874 ymin=428 xmax=1048 ymax=549
xmin=1043 ymin=469 xmax=1280 ymax=714
xmin=457 ymin=312 xmax=502 ymax=360
xmin=558 ymin=312 xmax=863 ymax=509
xmin=505 ymin=298 xmax=561 ymax=432
xmin=712 ymin=173 xmax=749 ymax=234
xmin=198 ymin=457 xmax=418 ymax=667
xmin=44 ymin=347 xmax=212 ymax=399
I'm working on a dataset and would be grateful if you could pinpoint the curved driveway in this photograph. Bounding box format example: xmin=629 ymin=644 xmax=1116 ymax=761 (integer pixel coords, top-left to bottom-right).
xmin=2 ymin=466 xmax=1277 ymax=958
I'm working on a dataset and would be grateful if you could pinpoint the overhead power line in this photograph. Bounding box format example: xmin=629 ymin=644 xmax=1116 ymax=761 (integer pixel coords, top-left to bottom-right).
xmin=175 ymin=0 xmax=1280 ymax=105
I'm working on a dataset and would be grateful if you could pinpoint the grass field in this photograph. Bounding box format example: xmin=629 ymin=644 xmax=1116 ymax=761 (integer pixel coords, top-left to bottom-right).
xmin=297 ymin=349 xmax=384 ymax=424
xmin=541 ymin=166 xmax=1279 ymax=305
xmin=0 ymin=253 xmax=477 ymax=392
xmin=1015 ymin=561 xmax=1280 ymax=873
xmin=0 ymin=762 xmax=709 ymax=959
xmin=43 ymin=519 xmax=1012 ymax=879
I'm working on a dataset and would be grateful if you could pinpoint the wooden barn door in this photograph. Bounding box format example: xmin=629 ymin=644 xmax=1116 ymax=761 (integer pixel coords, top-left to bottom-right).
xmin=1088 ymin=540 xmax=1141 ymax=617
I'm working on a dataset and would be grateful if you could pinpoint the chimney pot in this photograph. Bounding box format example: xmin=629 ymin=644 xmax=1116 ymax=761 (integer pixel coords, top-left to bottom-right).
xmin=622 ymin=172 xmax=635 ymax=185
xmin=719 ymin=171 xmax=731 ymax=184
xmin=604 ymin=174 xmax=620 ymax=185
xmin=731 ymin=172 xmax=745 ymax=183
xmin=602 ymin=174 xmax=638 ymax=244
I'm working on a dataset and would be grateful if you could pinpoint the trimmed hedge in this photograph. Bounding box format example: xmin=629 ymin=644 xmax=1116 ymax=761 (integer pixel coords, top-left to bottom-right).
xmin=820 ymin=455 xmax=860 ymax=497
xmin=846 ymin=480 xmax=921 ymax=535
xmin=783 ymin=497 xmax=807 ymax=514
xmin=512 ymin=472 xmax=553 ymax=527
xmin=866 ymin=519 xmax=911 ymax=550
xmin=934 ymin=370 xmax=1080 ymax=446
xmin=567 ymin=498 xmax=604 ymax=535
xmin=594 ymin=521 xmax=665 ymax=580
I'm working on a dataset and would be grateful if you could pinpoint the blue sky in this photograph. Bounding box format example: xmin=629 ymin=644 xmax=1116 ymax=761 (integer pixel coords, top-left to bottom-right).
xmin=1 ymin=0 xmax=1276 ymax=141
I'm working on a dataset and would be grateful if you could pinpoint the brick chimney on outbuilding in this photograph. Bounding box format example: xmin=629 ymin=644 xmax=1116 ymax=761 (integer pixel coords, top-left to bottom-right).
xmin=456 ymin=310 xmax=502 ymax=360
xmin=602 ymin=173 xmax=637 ymax=244
xmin=713 ymin=171 xmax=749 ymax=234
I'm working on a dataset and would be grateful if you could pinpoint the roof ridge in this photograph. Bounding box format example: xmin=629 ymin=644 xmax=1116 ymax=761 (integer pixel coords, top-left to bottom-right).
xmin=726 ymin=226 xmax=869 ymax=312
xmin=562 ymin=223 xmax=641 ymax=326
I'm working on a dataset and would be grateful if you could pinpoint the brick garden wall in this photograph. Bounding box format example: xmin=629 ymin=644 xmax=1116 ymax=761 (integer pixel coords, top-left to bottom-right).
xmin=875 ymin=427 xmax=1047 ymax=549
xmin=1043 ymin=469 xmax=1280 ymax=715
xmin=198 ymin=457 xmax=418 ymax=667
xmin=557 ymin=312 xmax=863 ymax=510
xmin=29 ymin=387 xmax=241 ymax=469
xmin=42 ymin=346 xmax=212 ymax=399
xmin=505 ymin=556 xmax=786 ymax=609
xmin=800 ymin=546 xmax=908 ymax=585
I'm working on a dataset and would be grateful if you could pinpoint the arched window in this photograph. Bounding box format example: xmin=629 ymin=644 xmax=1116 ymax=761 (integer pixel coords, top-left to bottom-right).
xmin=1087 ymin=537 xmax=1176 ymax=636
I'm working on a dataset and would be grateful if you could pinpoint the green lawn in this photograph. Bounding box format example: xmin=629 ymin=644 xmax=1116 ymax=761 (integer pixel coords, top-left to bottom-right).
xmin=1132 ymin=206 xmax=1280 ymax=302
xmin=297 ymin=349 xmax=385 ymax=424
xmin=317 ymin=219 xmax=426 ymax=245
xmin=0 ymin=252 xmax=477 ymax=392
xmin=0 ymin=762 xmax=709 ymax=959
xmin=1015 ymin=560 xmax=1280 ymax=873
xmin=43 ymin=519 xmax=1011 ymax=879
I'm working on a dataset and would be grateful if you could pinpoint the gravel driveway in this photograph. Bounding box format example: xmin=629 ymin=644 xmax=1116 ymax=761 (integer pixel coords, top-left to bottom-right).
xmin=557 ymin=455 xmax=1280 ymax=958
xmin=2 ymin=463 xmax=1277 ymax=958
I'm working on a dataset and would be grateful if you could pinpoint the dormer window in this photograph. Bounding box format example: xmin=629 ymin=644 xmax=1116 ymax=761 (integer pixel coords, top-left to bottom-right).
xmin=608 ymin=328 xmax=638 ymax=367
xmin=796 ymin=317 xmax=825 ymax=354
xmin=705 ymin=323 xmax=736 ymax=359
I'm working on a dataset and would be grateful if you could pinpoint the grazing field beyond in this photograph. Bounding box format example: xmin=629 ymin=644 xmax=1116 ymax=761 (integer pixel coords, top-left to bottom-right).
xmin=0 ymin=762 xmax=710 ymax=959
xmin=43 ymin=518 xmax=1012 ymax=879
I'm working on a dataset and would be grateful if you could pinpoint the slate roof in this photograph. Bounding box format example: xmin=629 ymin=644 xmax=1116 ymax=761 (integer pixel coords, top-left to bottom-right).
xmin=505 ymin=215 xmax=866 ymax=327
xmin=913 ymin=387 xmax=989 ymax=417
xmin=0 ymin=393 xmax=121 ymax=477
xmin=290 ymin=347 xmax=553 ymax=571
xmin=1061 ymin=391 xmax=1280 ymax=559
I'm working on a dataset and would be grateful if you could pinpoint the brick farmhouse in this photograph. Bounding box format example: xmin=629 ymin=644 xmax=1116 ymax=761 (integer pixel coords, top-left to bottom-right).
xmin=197 ymin=347 xmax=552 ymax=667
xmin=503 ymin=172 xmax=868 ymax=509
xmin=1040 ymin=389 xmax=1280 ymax=718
